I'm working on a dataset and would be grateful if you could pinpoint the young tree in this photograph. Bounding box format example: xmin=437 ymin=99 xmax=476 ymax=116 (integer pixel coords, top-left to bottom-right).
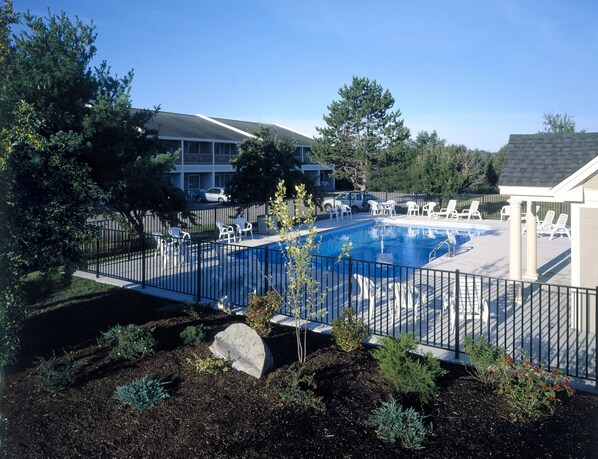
xmin=228 ymin=127 xmax=318 ymax=205
xmin=540 ymin=112 xmax=586 ymax=134
xmin=267 ymin=181 xmax=349 ymax=364
xmin=311 ymin=76 xmax=410 ymax=191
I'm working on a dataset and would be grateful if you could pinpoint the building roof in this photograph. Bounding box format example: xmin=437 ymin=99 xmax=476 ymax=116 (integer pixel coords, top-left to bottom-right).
xmin=211 ymin=117 xmax=314 ymax=146
xmin=499 ymin=132 xmax=598 ymax=188
xmin=143 ymin=111 xmax=250 ymax=142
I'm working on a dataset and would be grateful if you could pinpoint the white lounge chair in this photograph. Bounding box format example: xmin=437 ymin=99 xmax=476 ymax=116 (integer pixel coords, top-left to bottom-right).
xmin=216 ymin=220 xmax=236 ymax=243
xmin=422 ymin=202 xmax=437 ymax=218
xmin=447 ymin=275 xmax=489 ymax=332
xmin=233 ymin=217 xmax=253 ymax=241
xmin=523 ymin=210 xmax=555 ymax=235
xmin=339 ymin=204 xmax=352 ymax=219
xmin=538 ymin=213 xmax=570 ymax=240
xmin=406 ymin=201 xmax=420 ymax=217
xmin=434 ymin=199 xmax=458 ymax=219
xmin=353 ymin=273 xmax=380 ymax=317
xmin=457 ymin=200 xmax=482 ymax=220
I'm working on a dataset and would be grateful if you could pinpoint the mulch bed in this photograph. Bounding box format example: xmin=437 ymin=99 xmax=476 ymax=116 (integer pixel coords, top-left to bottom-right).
xmin=2 ymin=293 xmax=598 ymax=458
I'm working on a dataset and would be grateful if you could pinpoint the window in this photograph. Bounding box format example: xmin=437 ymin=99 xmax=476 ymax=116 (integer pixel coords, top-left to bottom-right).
xmin=184 ymin=141 xmax=212 ymax=163
xmin=214 ymin=143 xmax=238 ymax=164
xmin=215 ymin=173 xmax=232 ymax=188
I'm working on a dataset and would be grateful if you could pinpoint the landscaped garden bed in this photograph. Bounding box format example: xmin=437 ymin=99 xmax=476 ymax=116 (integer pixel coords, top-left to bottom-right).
xmin=1 ymin=276 xmax=597 ymax=458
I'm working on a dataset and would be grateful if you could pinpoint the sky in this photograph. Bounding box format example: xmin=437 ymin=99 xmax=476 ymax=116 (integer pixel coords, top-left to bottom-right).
xmin=19 ymin=0 xmax=598 ymax=152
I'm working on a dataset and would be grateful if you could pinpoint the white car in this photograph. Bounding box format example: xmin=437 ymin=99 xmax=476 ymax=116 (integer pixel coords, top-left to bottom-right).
xmin=203 ymin=187 xmax=230 ymax=205
xmin=322 ymin=191 xmax=381 ymax=213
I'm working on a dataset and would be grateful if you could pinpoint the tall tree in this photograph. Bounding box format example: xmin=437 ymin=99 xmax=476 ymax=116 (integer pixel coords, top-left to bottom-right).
xmin=228 ymin=127 xmax=318 ymax=205
xmin=311 ymin=76 xmax=410 ymax=191
xmin=540 ymin=112 xmax=586 ymax=134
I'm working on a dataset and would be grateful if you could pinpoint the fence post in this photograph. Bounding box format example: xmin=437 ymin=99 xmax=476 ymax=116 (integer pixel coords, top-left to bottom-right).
xmin=264 ymin=246 xmax=270 ymax=294
xmin=196 ymin=241 xmax=202 ymax=303
xmin=348 ymin=257 xmax=353 ymax=311
xmin=141 ymin=234 xmax=146 ymax=289
xmin=454 ymin=269 xmax=460 ymax=360
xmin=95 ymin=236 xmax=100 ymax=278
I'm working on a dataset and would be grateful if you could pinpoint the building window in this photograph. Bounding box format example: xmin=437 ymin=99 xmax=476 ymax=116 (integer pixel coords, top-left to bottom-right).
xmin=184 ymin=141 xmax=212 ymax=164
xmin=215 ymin=173 xmax=232 ymax=188
xmin=214 ymin=143 xmax=238 ymax=164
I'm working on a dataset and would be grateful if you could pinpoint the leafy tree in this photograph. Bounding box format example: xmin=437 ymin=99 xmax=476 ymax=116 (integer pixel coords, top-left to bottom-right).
xmin=540 ymin=112 xmax=586 ymax=134
xmin=311 ymin=76 xmax=410 ymax=191
xmin=228 ymin=127 xmax=318 ymax=205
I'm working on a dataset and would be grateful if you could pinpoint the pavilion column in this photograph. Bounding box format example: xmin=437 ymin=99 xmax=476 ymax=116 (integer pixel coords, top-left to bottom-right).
xmin=523 ymin=200 xmax=538 ymax=281
xmin=508 ymin=198 xmax=522 ymax=281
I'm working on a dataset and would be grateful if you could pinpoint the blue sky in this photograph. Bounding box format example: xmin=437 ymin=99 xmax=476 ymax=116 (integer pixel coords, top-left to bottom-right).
xmin=20 ymin=0 xmax=598 ymax=152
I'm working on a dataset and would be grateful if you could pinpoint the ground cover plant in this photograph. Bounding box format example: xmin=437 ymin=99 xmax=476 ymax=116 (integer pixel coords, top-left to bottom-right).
xmin=1 ymin=276 xmax=597 ymax=458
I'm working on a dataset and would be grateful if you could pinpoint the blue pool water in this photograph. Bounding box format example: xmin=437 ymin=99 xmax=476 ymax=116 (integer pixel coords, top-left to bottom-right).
xmin=284 ymin=222 xmax=486 ymax=268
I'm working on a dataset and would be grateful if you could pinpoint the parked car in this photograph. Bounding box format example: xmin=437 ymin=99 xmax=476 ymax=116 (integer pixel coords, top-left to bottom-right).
xmin=203 ymin=187 xmax=230 ymax=205
xmin=322 ymin=191 xmax=381 ymax=213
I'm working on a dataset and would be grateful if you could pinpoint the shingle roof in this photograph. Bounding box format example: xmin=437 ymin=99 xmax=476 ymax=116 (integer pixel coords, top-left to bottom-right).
xmin=211 ymin=117 xmax=314 ymax=146
xmin=498 ymin=133 xmax=598 ymax=187
xmin=142 ymin=111 xmax=250 ymax=142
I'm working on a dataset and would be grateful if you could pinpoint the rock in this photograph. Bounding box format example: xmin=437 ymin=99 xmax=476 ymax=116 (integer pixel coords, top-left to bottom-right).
xmin=209 ymin=323 xmax=273 ymax=379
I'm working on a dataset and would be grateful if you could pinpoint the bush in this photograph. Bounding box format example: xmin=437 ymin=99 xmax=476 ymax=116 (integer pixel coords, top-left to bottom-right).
xmin=372 ymin=334 xmax=447 ymax=404
xmin=98 ymin=324 xmax=156 ymax=361
xmin=180 ymin=324 xmax=206 ymax=345
xmin=496 ymin=354 xmax=575 ymax=423
xmin=462 ymin=336 xmax=507 ymax=384
xmin=331 ymin=308 xmax=369 ymax=352
xmin=34 ymin=353 xmax=85 ymax=393
xmin=268 ymin=365 xmax=325 ymax=412
xmin=114 ymin=376 xmax=170 ymax=410
xmin=0 ymin=287 xmax=25 ymax=367
xmin=186 ymin=353 xmax=229 ymax=375
xmin=245 ymin=291 xmax=281 ymax=336
xmin=365 ymin=397 xmax=431 ymax=449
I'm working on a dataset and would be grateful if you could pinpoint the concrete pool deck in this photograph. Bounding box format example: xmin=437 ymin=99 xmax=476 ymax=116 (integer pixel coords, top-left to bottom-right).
xmin=228 ymin=212 xmax=573 ymax=287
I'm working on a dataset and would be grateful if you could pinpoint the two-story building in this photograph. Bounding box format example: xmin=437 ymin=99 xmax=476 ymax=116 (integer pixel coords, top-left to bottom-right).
xmin=143 ymin=110 xmax=334 ymax=198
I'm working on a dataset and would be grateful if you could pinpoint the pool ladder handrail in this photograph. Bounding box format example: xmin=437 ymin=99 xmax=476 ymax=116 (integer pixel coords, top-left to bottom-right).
xmin=429 ymin=238 xmax=456 ymax=262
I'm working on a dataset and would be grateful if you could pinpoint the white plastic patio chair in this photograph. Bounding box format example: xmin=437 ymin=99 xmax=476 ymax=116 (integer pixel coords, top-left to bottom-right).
xmin=368 ymin=200 xmax=381 ymax=215
xmin=382 ymin=200 xmax=397 ymax=216
xmin=446 ymin=275 xmax=489 ymax=332
xmin=233 ymin=217 xmax=253 ymax=241
xmin=538 ymin=213 xmax=570 ymax=240
xmin=434 ymin=200 xmax=458 ymax=219
xmin=457 ymin=200 xmax=482 ymax=220
xmin=500 ymin=205 xmax=510 ymax=222
xmin=352 ymin=273 xmax=380 ymax=317
xmin=392 ymin=282 xmax=421 ymax=317
xmin=406 ymin=201 xmax=420 ymax=217
xmin=422 ymin=202 xmax=437 ymax=218
xmin=216 ymin=220 xmax=236 ymax=243
xmin=339 ymin=204 xmax=352 ymax=219
xmin=152 ymin=231 xmax=165 ymax=258
xmin=328 ymin=205 xmax=340 ymax=220
xmin=524 ymin=210 xmax=555 ymax=235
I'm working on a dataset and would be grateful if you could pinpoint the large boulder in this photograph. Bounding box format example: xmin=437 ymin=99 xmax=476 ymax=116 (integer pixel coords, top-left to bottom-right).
xmin=209 ymin=323 xmax=273 ymax=378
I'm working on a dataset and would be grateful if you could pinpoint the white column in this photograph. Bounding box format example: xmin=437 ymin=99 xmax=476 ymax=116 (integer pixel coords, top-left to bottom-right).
xmin=523 ymin=200 xmax=538 ymax=281
xmin=509 ymin=198 xmax=522 ymax=281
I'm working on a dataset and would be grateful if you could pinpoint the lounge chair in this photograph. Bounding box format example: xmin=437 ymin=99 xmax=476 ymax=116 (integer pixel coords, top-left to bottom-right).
xmin=523 ymin=210 xmax=555 ymax=235
xmin=422 ymin=202 xmax=437 ymax=218
xmin=216 ymin=220 xmax=236 ymax=243
xmin=339 ymin=204 xmax=352 ymax=219
xmin=457 ymin=200 xmax=482 ymax=220
xmin=406 ymin=201 xmax=420 ymax=217
xmin=233 ymin=217 xmax=253 ymax=241
xmin=434 ymin=199 xmax=458 ymax=219
xmin=353 ymin=273 xmax=380 ymax=317
xmin=446 ymin=275 xmax=489 ymax=332
xmin=538 ymin=213 xmax=571 ymax=240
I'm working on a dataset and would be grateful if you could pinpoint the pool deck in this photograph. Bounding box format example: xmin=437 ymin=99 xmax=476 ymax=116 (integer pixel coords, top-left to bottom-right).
xmin=230 ymin=212 xmax=572 ymax=287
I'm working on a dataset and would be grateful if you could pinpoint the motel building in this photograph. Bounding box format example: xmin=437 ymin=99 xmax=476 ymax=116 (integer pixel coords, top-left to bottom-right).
xmin=142 ymin=110 xmax=335 ymax=198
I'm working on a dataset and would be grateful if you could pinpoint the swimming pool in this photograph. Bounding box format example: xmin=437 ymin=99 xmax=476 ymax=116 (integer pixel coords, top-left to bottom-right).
xmin=269 ymin=221 xmax=489 ymax=268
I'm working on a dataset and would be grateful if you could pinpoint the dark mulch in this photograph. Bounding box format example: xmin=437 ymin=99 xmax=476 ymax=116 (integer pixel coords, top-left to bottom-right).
xmin=2 ymin=286 xmax=598 ymax=458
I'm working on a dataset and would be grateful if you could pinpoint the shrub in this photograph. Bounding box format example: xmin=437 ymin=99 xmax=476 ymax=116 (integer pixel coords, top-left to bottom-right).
xmin=245 ymin=291 xmax=281 ymax=336
xmin=180 ymin=324 xmax=206 ymax=345
xmin=0 ymin=287 xmax=25 ymax=367
xmin=34 ymin=353 xmax=85 ymax=393
xmin=372 ymin=334 xmax=447 ymax=404
xmin=496 ymin=354 xmax=575 ymax=423
xmin=462 ymin=336 xmax=507 ymax=384
xmin=98 ymin=324 xmax=156 ymax=361
xmin=268 ymin=365 xmax=325 ymax=412
xmin=365 ymin=397 xmax=431 ymax=449
xmin=114 ymin=376 xmax=170 ymax=410
xmin=186 ymin=353 xmax=229 ymax=375
xmin=331 ymin=308 xmax=369 ymax=352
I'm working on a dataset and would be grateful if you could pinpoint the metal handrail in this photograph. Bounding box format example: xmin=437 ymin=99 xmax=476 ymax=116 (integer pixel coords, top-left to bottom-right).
xmin=429 ymin=238 xmax=455 ymax=262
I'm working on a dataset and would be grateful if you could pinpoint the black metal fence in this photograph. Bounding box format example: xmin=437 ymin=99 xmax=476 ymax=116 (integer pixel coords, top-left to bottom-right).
xmin=82 ymin=227 xmax=596 ymax=385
